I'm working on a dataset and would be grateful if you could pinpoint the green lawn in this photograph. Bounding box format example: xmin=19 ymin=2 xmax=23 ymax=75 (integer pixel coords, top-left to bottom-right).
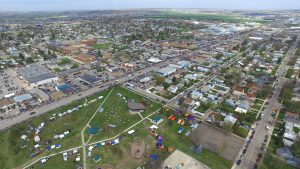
xmin=86 ymin=120 xmax=154 ymax=169
xmin=254 ymin=99 xmax=264 ymax=105
xmin=252 ymin=103 xmax=263 ymax=110
xmin=233 ymin=126 xmax=249 ymax=138
xmin=195 ymin=103 xmax=211 ymax=113
xmin=0 ymin=89 xmax=111 ymax=169
xmin=86 ymin=87 xmax=162 ymax=143
xmin=33 ymin=148 xmax=82 ymax=169
xmin=92 ymin=42 xmax=112 ymax=50
xmin=87 ymin=109 xmax=231 ymax=169
xmin=285 ymin=68 xmax=294 ymax=78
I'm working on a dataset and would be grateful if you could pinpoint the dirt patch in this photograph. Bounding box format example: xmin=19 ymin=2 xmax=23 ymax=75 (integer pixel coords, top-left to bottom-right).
xmin=131 ymin=139 xmax=146 ymax=159
xmin=190 ymin=122 xmax=244 ymax=161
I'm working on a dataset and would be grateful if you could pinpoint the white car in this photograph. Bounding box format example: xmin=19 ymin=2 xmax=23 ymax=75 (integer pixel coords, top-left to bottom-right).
xmin=265 ymin=125 xmax=269 ymax=130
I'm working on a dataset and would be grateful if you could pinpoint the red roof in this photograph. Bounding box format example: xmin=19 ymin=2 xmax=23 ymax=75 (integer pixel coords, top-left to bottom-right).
xmin=246 ymin=93 xmax=255 ymax=98
xmin=234 ymin=86 xmax=244 ymax=93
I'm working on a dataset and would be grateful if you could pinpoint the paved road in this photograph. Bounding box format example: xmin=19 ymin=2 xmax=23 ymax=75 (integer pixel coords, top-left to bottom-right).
xmin=233 ymin=35 xmax=299 ymax=169
xmin=0 ymin=57 xmax=180 ymax=131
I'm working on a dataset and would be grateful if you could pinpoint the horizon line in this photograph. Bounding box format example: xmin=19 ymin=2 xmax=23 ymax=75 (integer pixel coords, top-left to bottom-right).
xmin=0 ymin=8 xmax=300 ymax=13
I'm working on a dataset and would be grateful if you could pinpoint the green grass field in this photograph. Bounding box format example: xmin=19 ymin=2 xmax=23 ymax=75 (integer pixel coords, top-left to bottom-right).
xmin=85 ymin=108 xmax=231 ymax=169
xmin=86 ymin=87 xmax=162 ymax=143
xmin=33 ymin=148 xmax=83 ymax=169
xmin=92 ymin=42 xmax=113 ymax=50
xmin=0 ymin=86 xmax=231 ymax=169
xmin=147 ymin=11 xmax=269 ymax=24
xmin=0 ymin=89 xmax=111 ymax=169
xmin=86 ymin=120 xmax=154 ymax=169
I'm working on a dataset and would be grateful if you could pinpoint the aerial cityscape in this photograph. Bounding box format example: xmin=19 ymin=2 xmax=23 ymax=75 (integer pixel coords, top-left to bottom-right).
xmin=0 ymin=1 xmax=300 ymax=169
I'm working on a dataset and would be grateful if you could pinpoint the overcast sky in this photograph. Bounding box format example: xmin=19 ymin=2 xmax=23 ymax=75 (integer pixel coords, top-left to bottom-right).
xmin=1 ymin=0 xmax=300 ymax=11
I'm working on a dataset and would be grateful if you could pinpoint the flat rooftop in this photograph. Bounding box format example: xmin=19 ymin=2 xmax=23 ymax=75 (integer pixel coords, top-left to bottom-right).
xmin=17 ymin=64 xmax=57 ymax=83
xmin=79 ymin=74 xmax=101 ymax=84
xmin=156 ymin=66 xmax=176 ymax=74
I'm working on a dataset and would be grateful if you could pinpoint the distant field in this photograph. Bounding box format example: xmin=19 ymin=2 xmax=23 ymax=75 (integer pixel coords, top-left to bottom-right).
xmin=92 ymin=42 xmax=113 ymax=50
xmin=147 ymin=11 xmax=270 ymax=24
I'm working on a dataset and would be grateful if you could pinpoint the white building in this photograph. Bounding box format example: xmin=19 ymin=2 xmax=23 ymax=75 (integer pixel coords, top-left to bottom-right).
xmin=156 ymin=66 xmax=177 ymax=77
xmin=17 ymin=64 xmax=58 ymax=87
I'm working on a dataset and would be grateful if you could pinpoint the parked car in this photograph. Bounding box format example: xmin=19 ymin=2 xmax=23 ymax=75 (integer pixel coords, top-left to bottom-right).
xmin=30 ymin=111 xmax=36 ymax=115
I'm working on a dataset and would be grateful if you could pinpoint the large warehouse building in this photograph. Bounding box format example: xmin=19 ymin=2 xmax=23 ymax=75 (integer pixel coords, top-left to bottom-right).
xmin=17 ymin=64 xmax=58 ymax=87
xmin=156 ymin=66 xmax=177 ymax=77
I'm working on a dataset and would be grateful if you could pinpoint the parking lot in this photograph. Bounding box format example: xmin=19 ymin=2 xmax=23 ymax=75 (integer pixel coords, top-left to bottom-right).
xmin=0 ymin=69 xmax=25 ymax=98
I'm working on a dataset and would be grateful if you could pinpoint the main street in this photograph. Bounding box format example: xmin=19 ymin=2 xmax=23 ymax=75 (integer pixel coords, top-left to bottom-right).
xmin=233 ymin=35 xmax=299 ymax=169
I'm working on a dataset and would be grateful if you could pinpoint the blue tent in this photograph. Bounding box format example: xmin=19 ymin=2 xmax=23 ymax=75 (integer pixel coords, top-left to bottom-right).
xmin=93 ymin=155 xmax=101 ymax=161
xmin=150 ymin=154 xmax=158 ymax=160
xmin=88 ymin=127 xmax=99 ymax=135
xmin=95 ymin=143 xmax=102 ymax=147
xmin=192 ymin=145 xmax=203 ymax=155
xmin=156 ymin=140 xmax=163 ymax=147
xmin=45 ymin=146 xmax=51 ymax=151
xmin=178 ymin=127 xmax=184 ymax=134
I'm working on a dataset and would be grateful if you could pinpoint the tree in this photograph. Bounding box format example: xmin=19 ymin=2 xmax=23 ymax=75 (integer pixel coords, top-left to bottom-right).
xmin=172 ymin=76 xmax=177 ymax=83
xmin=233 ymin=44 xmax=240 ymax=50
xmin=241 ymin=38 xmax=248 ymax=46
xmin=242 ymin=52 xmax=247 ymax=57
xmin=231 ymin=68 xmax=241 ymax=86
xmin=53 ymin=67 xmax=61 ymax=73
xmin=260 ymin=84 xmax=273 ymax=97
xmin=222 ymin=122 xmax=233 ymax=132
xmin=162 ymin=82 xmax=170 ymax=89
xmin=178 ymin=97 xmax=185 ymax=105
xmin=50 ymin=31 xmax=56 ymax=40
xmin=71 ymin=63 xmax=79 ymax=69
xmin=25 ymin=57 xmax=34 ymax=64
xmin=19 ymin=53 xmax=25 ymax=60
xmin=96 ymin=50 xmax=103 ymax=58
xmin=215 ymin=53 xmax=223 ymax=59
xmin=291 ymin=141 xmax=300 ymax=159
xmin=221 ymin=67 xmax=227 ymax=74
xmin=154 ymin=76 xmax=165 ymax=85
xmin=58 ymin=58 xmax=71 ymax=65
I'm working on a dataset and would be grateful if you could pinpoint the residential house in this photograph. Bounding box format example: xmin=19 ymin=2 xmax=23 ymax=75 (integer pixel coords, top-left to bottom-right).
xmin=224 ymin=115 xmax=237 ymax=125
xmin=233 ymin=86 xmax=245 ymax=96
xmin=168 ymin=85 xmax=178 ymax=94
xmin=225 ymin=99 xmax=236 ymax=108
xmin=190 ymin=91 xmax=203 ymax=100
xmin=276 ymin=147 xmax=300 ymax=168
